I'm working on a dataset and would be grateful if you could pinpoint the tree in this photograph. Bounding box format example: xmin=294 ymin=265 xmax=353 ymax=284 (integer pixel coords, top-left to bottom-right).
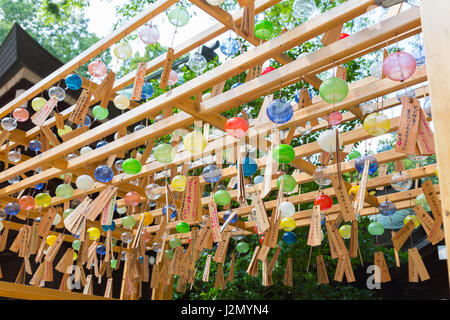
xmin=0 ymin=0 xmax=100 ymax=65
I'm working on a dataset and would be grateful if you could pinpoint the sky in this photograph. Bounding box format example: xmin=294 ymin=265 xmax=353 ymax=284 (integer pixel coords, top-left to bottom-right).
xmin=83 ymin=1 xmax=427 ymax=156
xmin=85 ymin=0 xmax=231 ymax=60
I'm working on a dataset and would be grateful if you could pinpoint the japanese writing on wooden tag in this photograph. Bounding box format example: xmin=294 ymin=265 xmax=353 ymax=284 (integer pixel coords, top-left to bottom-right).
xmin=408 ymin=248 xmax=418 ymax=282
xmin=325 ymin=221 xmax=349 ymax=258
xmin=421 ymin=180 xmax=442 ymax=220
xmin=409 ymin=247 xmax=430 ymax=281
xmin=396 ymin=97 xmax=421 ymax=155
xmin=214 ymin=263 xmax=226 ymax=290
xmin=330 ymin=174 xmax=356 ymax=222
xmin=252 ymin=194 xmax=270 ymax=234
xmin=245 ymin=64 xmax=261 ymax=82
xmin=213 ymin=231 xmax=231 ymax=264
xmin=374 ymin=251 xmax=391 ymax=283
xmin=257 ymin=245 xmax=270 ymax=262
xmin=132 ymin=62 xmax=147 ymax=100
xmin=181 ymin=176 xmax=201 ymax=223
xmin=208 ymin=202 xmax=221 ymax=243
xmin=160 ymin=47 xmax=174 ymax=90
xmin=101 ymin=192 xmax=116 ymax=226
xmin=416 ymin=107 xmax=435 ymax=155
xmin=336 ymin=66 xmax=347 ymax=81
xmin=307 ymin=205 xmax=322 ymax=247
xmin=334 ymin=254 xmax=354 ymax=282
xmin=69 ymin=89 xmax=93 ymax=126
xmin=263 ymin=209 xmax=281 ymax=249
xmin=37 ymin=208 xmax=58 ymax=238
xmin=195 ymin=220 xmax=212 ymax=251
xmin=32 ymin=96 xmax=58 ymax=127
xmin=44 ymin=233 xmax=64 ymax=263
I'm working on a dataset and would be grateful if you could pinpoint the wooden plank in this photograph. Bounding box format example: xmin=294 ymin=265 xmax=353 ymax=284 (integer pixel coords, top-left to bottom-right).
xmin=0 ymin=280 xmax=113 ymax=300
xmin=419 ymin=0 xmax=450 ymax=285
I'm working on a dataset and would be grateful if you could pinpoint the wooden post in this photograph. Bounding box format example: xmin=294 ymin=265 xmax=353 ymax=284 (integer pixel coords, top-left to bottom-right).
xmin=420 ymin=0 xmax=450 ymax=288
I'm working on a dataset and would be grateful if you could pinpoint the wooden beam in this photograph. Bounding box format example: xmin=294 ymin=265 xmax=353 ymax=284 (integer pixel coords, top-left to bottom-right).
xmin=420 ymin=0 xmax=450 ymax=287
xmin=0 ymin=280 xmax=114 ymax=300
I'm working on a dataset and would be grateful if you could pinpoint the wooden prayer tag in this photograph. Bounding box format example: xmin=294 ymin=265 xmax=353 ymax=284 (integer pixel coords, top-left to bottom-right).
xmin=321 ymin=24 xmax=343 ymax=46
xmin=261 ymin=146 xmax=274 ymax=198
xmin=330 ymin=174 xmax=356 ymax=222
xmin=336 ymin=65 xmax=347 ymax=81
xmin=131 ymin=62 xmax=147 ymax=100
xmin=240 ymin=0 xmax=255 ymax=38
xmin=325 ymin=221 xmax=349 ymax=258
xmin=334 ymin=255 xmax=354 ymax=283
xmin=408 ymin=248 xmax=430 ymax=281
xmin=408 ymin=249 xmax=418 ymax=282
xmin=416 ymin=107 xmax=436 ymax=155
xmin=316 ymin=255 xmax=329 ymax=285
xmin=245 ymin=64 xmax=261 ymax=82
xmin=392 ymin=219 xmax=415 ymax=252
xmin=195 ymin=220 xmax=212 ymax=251
xmin=210 ymin=81 xmax=226 ymax=98
xmin=282 ymin=257 xmax=293 ymax=287
xmin=246 ymin=246 xmax=260 ymax=277
xmin=213 ymin=231 xmax=231 ymax=264
xmin=374 ymin=251 xmax=391 ymax=283
xmin=202 ymin=254 xmax=212 ymax=282
xmin=421 ymin=180 xmax=442 ymax=220
xmin=251 ymin=194 xmax=270 ymax=234
xmin=307 ymin=205 xmax=322 ymax=247
xmin=208 ymin=202 xmax=221 ymax=243
xmin=395 ymin=97 xmax=421 ymax=155
xmin=37 ymin=208 xmax=58 ymax=239
xmin=181 ymin=176 xmax=202 ymax=223
xmin=68 ymin=89 xmax=93 ymax=126
xmin=95 ymin=71 xmax=116 ymax=109
xmin=160 ymin=47 xmax=174 ymax=90
xmin=40 ymin=126 xmax=60 ymax=147
xmin=257 ymin=245 xmax=270 ymax=262
xmin=414 ymin=205 xmax=444 ymax=244
xmin=263 ymin=209 xmax=281 ymax=249
xmin=227 ymin=252 xmax=236 ymax=283
xmin=54 ymin=112 xmax=65 ymax=130
xmin=214 ymin=263 xmax=226 ymax=290
xmin=32 ymin=96 xmax=58 ymax=127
